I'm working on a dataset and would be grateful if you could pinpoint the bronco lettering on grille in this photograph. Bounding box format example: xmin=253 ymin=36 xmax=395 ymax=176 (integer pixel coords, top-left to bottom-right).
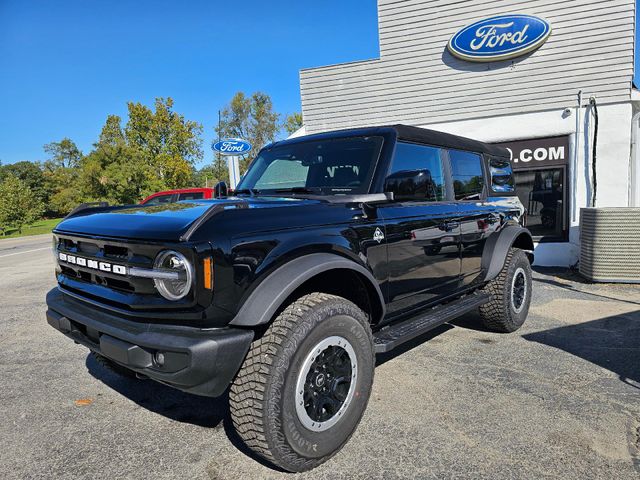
xmin=58 ymin=252 xmax=127 ymax=275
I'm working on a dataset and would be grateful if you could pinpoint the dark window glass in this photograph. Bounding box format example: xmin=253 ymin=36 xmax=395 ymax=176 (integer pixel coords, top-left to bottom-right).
xmin=178 ymin=192 xmax=204 ymax=201
xmin=514 ymin=168 xmax=566 ymax=239
xmin=386 ymin=142 xmax=445 ymax=201
xmin=449 ymin=150 xmax=484 ymax=200
xmin=144 ymin=194 xmax=173 ymax=205
xmin=237 ymin=136 xmax=383 ymax=194
xmin=488 ymin=156 xmax=515 ymax=193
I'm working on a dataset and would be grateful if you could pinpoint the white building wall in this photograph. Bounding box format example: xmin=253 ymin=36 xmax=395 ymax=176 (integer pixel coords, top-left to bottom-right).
xmin=300 ymin=0 xmax=635 ymax=132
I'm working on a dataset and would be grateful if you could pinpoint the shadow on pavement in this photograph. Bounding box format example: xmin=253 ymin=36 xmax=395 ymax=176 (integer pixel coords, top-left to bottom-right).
xmin=522 ymin=309 xmax=640 ymax=388
xmin=534 ymin=278 xmax=640 ymax=306
xmin=85 ymin=353 xmax=227 ymax=428
xmin=376 ymin=324 xmax=454 ymax=366
xmin=86 ymin=353 xmax=285 ymax=471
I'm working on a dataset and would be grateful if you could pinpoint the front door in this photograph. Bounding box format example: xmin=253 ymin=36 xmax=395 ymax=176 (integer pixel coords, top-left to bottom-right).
xmin=379 ymin=142 xmax=461 ymax=318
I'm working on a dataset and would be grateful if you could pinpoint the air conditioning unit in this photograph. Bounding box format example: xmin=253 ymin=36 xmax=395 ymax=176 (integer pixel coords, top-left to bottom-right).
xmin=579 ymin=207 xmax=640 ymax=283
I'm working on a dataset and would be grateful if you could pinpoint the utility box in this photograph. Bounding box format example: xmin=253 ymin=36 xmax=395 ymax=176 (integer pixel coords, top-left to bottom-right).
xmin=579 ymin=208 xmax=640 ymax=283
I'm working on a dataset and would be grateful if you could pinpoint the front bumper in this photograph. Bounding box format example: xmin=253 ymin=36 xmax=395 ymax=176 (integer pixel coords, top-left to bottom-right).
xmin=46 ymin=288 xmax=254 ymax=397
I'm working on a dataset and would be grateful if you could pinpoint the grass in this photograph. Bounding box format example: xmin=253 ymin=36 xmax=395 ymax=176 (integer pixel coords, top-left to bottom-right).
xmin=0 ymin=217 xmax=64 ymax=239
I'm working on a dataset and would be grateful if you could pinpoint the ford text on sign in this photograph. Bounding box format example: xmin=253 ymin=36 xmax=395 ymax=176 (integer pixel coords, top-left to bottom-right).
xmin=212 ymin=139 xmax=252 ymax=155
xmin=448 ymin=14 xmax=551 ymax=62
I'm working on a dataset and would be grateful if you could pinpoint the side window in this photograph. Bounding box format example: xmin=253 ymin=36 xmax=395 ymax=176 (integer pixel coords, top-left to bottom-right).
xmin=145 ymin=194 xmax=174 ymax=205
xmin=449 ymin=149 xmax=484 ymax=200
xmin=488 ymin=156 xmax=515 ymax=193
xmin=385 ymin=143 xmax=445 ymax=201
xmin=178 ymin=192 xmax=204 ymax=201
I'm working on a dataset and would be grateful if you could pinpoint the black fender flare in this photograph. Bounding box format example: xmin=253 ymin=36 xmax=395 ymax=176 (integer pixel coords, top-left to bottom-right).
xmin=229 ymin=253 xmax=385 ymax=327
xmin=481 ymin=226 xmax=534 ymax=282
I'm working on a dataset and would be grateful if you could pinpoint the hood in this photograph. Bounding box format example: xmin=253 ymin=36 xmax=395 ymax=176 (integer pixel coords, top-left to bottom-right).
xmin=54 ymin=197 xmax=325 ymax=242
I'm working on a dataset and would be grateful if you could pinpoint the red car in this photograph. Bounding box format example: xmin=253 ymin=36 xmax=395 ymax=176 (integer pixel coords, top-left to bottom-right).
xmin=140 ymin=188 xmax=215 ymax=205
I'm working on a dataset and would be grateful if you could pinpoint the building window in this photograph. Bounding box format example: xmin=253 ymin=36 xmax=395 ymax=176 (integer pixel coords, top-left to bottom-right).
xmin=514 ymin=168 xmax=566 ymax=239
xmin=495 ymin=136 xmax=570 ymax=242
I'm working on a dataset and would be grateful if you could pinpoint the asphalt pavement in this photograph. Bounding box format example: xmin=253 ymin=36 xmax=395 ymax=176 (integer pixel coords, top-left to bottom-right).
xmin=1 ymin=235 xmax=639 ymax=479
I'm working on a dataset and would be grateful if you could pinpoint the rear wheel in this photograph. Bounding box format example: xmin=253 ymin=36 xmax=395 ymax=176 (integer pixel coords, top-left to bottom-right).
xmin=229 ymin=293 xmax=374 ymax=472
xmin=479 ymin=248 xmax=532 ymax=332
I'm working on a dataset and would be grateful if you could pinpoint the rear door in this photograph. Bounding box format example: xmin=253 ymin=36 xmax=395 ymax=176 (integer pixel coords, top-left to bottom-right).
xmin=447 ymin=149 xmax=501 ymax=286
xmin=379 ymin=142 xmax=461 ymax=317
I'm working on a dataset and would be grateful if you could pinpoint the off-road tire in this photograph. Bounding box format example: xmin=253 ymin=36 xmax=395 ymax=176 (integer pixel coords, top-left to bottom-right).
xmin=479 ymin=247 xmax=532 ymax=332
xmin=229 ymin=292 xmax=375 ymax=472
xmin=91 ymin=352 xmax=137 ymax=379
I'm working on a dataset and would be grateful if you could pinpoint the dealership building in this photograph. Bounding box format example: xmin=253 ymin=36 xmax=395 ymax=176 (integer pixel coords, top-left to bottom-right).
xmin=295 ymin=0 xmax=638 ymax=267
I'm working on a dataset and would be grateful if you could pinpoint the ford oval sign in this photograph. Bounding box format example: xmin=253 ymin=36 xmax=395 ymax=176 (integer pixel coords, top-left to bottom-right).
xmin=212 ymin=138 xmax=252 ymax=155
xmin=448 ymin=14 xmax=551 ymax=62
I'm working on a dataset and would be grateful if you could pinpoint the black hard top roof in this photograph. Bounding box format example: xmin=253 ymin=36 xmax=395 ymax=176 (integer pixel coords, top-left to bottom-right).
xmin=266 ymin=124 xmax=510 ymax=158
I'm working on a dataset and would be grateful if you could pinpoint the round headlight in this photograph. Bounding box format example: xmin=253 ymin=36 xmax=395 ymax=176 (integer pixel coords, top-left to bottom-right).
xmin=153 ymin=250 xmax=193 ymax=301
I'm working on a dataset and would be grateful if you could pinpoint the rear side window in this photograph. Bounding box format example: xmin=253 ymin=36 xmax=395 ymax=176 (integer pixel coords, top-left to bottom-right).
xmin=178 ymin=192 xmax=205 ymax=201
xmin=144 ymin=194 xmax=174 ymax=205
xmin=488 ymin=156 xmax=515 ymax=193
xmin=449 ymin=150 xmax=484 ymax=200
xmin=386 ymin=143 xmax=445 ymax=201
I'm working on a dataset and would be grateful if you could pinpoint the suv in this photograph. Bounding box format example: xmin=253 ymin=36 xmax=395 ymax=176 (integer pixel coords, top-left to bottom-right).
xmin=46 ymin=125 xmax=533 ymax=472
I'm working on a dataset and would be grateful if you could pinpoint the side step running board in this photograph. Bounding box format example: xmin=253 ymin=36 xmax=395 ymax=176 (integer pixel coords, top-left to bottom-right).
xmin=373 ymin=292 xmax=491 ymax=353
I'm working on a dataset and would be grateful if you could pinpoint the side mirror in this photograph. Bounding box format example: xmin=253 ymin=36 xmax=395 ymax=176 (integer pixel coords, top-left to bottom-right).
xmin=384 ymin=169 xmax=435 ymax=201
xmin=214 ymin=181 xmax=228 ymax=198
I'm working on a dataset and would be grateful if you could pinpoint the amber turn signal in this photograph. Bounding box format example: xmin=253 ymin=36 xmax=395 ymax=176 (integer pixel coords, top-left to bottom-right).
xmin=203 ymin=257 xmax=213 ymax=290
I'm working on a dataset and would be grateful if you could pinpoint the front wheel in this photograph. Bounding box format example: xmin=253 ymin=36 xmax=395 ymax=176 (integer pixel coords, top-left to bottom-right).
xmin=229 ymin=293 xmax=375 ymax=472
xmin=479 ymin=248 xmax=533 ymax=332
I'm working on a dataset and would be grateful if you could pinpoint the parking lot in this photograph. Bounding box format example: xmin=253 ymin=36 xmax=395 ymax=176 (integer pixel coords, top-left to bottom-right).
xmin=1 ymin=234 xmax=639 ymax=479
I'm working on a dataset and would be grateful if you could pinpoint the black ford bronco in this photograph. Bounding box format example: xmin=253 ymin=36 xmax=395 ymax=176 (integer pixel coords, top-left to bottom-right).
xmin=46 ymin=125 xmax=533 ymax=472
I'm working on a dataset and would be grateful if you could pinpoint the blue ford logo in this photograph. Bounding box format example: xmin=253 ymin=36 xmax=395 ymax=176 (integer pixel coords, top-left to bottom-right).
xmin=212 ymin=138 xmax=252 ymax=155
xmin=448 ymin=14 xmax=551 ymax=62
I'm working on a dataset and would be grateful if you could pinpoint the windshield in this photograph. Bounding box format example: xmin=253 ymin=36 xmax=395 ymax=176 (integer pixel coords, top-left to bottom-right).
xmin=236 ymin=136 xmax=384 ymax=195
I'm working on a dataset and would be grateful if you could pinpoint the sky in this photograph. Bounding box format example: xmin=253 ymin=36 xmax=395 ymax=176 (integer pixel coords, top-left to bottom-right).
xmin=0 ymin=0 xmax=380 ymax=167
xmin=1 ymin=1 xmax=639 ymax=168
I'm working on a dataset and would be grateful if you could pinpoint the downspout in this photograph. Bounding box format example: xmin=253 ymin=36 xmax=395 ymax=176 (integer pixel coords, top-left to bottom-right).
xmin=631 ymin=112 xmax=640 ymax=207
xmin=589 ymin=97 xmax=598 ymax=207
xmin=572 ymin=90 xmax=582 ymax=222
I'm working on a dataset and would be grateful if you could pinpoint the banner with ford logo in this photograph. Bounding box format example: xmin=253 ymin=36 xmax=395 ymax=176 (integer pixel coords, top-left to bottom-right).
xmin=212 ymin=138 xmax=252 ymax=155
xmin=448 ymin=14 xmax=551 ymax=62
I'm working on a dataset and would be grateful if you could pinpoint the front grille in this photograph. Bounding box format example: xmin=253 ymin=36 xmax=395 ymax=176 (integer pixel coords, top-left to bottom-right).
xmin=54 ymin=234 xmax=162 ymax=296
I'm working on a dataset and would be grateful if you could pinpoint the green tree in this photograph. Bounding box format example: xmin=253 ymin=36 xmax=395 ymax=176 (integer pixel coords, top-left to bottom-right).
xmin=0 ymin=175 xmax=44 ymax=234
xmin=283 ymin=112 xmax=303 ymax=136
xmin=125 ymin=97 xmax=203 ymax=188
xmin=195 ymin=158 xmax=229 ymax=187
xmin=0 ymin=161 xmax=50 ymax=209
xmin=80 ymin=143 xmax=159 ymax=205
xmin=97 ymin=114 xmax=125 ymax=146
xmin=43 ymin=138 xmax=82 ymax=169
xmin=217 ymin=92 xmax=280 ymax=172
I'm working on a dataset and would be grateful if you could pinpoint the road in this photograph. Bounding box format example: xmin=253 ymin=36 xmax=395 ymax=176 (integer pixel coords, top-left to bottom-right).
xmin=1 ymin=235 xmax=639 ymax=479
xmin=0 ymin=233 xmax=52 ymax=259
